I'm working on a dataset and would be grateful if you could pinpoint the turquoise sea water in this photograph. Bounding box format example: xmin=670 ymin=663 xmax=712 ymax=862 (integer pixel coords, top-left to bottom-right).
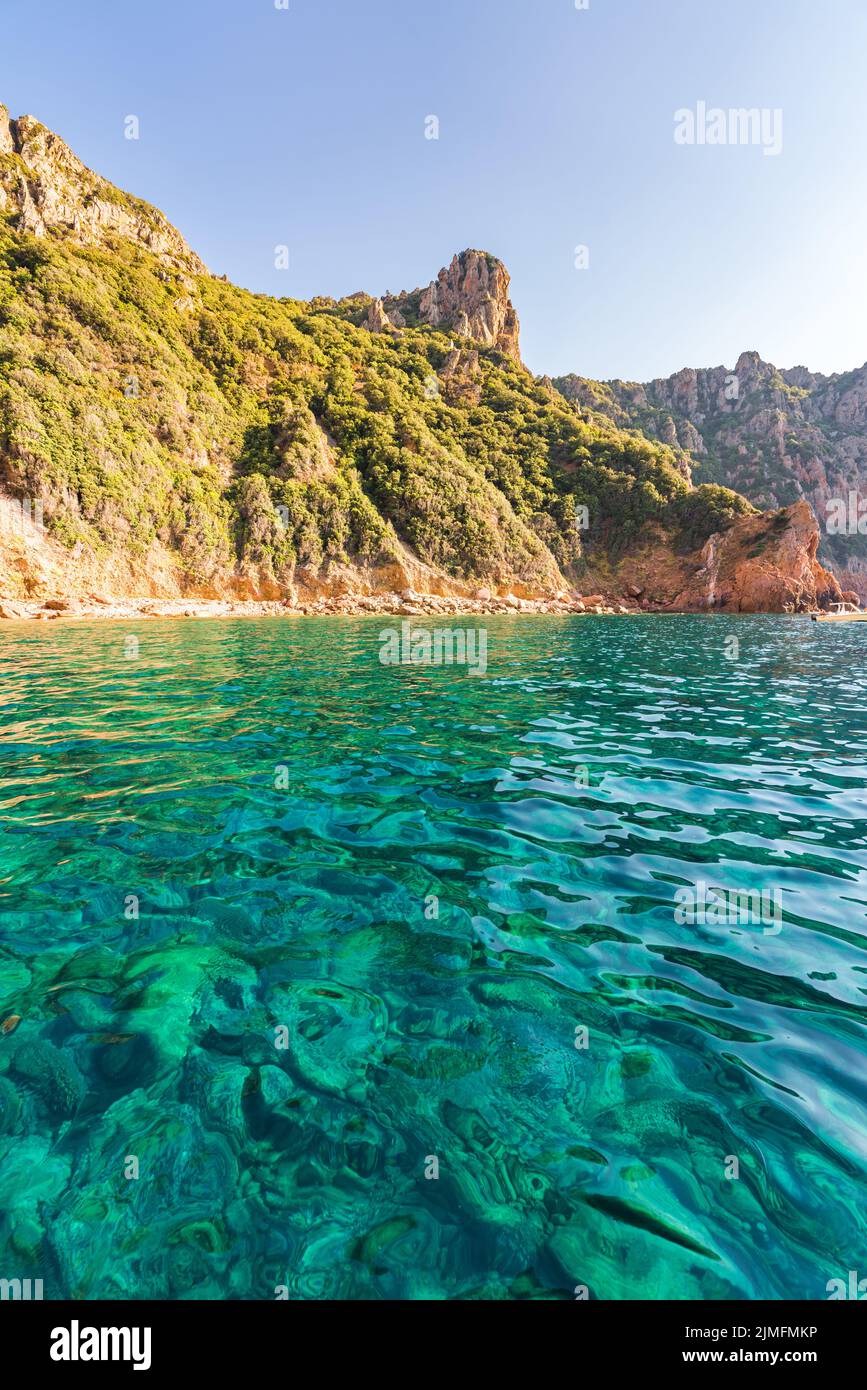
xmin=1 ymin=613 xmax=866 ymax=1301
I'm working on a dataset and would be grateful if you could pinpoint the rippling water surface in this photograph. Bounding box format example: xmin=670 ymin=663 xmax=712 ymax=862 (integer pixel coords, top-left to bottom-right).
xmin=1 ymin=614 xmax=866 ymax=1300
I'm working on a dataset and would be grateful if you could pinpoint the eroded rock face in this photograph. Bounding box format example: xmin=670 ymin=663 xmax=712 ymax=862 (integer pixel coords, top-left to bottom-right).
xmin=586 ymin=500 xmax=844 ymax=614
xmin=383 ymin=249 xmax=522 ymax=361
xmin=0 ymin=104 xmax=205 ymax=273
xmin=677 ymin=500 xmax=843 ymax=612
xmin=364 ymin=298 xmax=396 ymax=334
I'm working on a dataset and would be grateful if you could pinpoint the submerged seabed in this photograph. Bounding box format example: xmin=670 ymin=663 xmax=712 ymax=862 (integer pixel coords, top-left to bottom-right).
xmin=0 ymin=614 xmax=866 ymax=1300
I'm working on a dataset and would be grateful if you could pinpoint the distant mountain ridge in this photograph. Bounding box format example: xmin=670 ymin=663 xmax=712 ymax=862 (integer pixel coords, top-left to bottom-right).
xmin=554 ymin=350 xmax=867 ymax=599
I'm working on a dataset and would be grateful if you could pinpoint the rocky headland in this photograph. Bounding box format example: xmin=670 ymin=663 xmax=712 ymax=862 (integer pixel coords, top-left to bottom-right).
xmin=0 ymin=103 xmax=854 ymax=621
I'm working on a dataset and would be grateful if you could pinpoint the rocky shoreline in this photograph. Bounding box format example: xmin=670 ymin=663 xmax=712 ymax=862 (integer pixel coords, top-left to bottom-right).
xmin=0 ymin=590 xmax=641 ymax=623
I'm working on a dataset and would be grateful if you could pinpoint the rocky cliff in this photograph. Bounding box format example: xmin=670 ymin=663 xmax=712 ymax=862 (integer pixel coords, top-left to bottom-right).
xmin=592 ymin=500 xmax=843 ymax=614
xmin=0 ymin=104 xmax=204 ymax=274
xmin=555 ymin=349 xmax=867 ymax=599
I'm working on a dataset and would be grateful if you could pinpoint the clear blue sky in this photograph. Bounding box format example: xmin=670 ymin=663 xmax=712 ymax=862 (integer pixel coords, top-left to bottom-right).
xmin=2 ymin=0 xmax=865 ymax=381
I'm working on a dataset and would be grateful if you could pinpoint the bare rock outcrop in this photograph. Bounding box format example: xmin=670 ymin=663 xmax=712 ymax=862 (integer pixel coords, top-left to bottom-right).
xmin=673 ymin=500 xmax=843 ymax=612
xmin=589 ymin=501 xmax=844 ymax=614
xmin=381 ymin=249 xmax=522 ymax=361
xmin=364 ymin=298 xmax=397 ymax=334
xmin=0 ymin=103 xmax=205 ymax=273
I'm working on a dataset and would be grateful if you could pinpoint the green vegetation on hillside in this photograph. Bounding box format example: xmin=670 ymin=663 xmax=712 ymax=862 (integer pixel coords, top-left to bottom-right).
xmin=0 ymin=214 xmax=752 ymax=590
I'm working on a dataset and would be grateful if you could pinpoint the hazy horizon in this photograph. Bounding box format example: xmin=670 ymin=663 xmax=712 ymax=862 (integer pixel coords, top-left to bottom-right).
xmin=3 ymin=0 xmax=865 ymax=382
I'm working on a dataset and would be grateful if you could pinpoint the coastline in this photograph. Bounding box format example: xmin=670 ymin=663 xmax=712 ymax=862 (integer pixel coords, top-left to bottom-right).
xmin=0 ymin=592 xmax=819 ymax=622
xmin=0 ymin=592 xmax=636 ymax=622
xmin=0 ymin=499 xmax=846 ymax=625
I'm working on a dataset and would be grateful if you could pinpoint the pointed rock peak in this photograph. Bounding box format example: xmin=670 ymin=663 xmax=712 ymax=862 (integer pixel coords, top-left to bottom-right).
xmin=0 ymin=104 xmax=14 ymax=155
xmin=364 ymin=298 xmax=398 ymax=334
xmin=734 ymin=350 xmax=768 ymax=380
xmin=383 ymin=248 xmax=522 ymax=362
xmin=0 ymin=101 xmax=206 ymax=275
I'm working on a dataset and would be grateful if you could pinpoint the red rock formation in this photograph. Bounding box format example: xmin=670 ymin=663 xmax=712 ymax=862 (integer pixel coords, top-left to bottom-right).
xmin=670 ymin=501 xmax=842 ymax=612
xmin=596 ymin=501 xmax=844 ymax=613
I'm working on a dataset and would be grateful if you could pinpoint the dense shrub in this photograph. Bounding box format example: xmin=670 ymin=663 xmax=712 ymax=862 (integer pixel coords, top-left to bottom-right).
xmin=0 ymin=218 xmax=753 ymax=585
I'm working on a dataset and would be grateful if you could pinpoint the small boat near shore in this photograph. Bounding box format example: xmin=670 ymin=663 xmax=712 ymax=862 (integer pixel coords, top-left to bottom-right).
xmin=812 ymin=605 xmax=867 ymax=622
